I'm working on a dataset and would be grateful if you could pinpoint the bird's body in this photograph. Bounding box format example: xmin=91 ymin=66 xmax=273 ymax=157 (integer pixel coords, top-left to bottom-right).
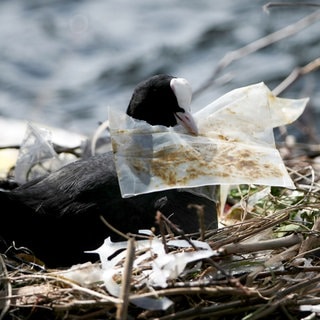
xmin=0 ymin=74 xmax=217 ymax=267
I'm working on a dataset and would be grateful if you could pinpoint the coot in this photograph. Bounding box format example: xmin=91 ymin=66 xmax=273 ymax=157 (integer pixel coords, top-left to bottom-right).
xmin=0 ymin=74 xmax=217 ymax=267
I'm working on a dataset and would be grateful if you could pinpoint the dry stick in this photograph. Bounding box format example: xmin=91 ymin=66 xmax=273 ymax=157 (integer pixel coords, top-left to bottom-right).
xmin=0 ymin=255 xmax=11 ymax=320
xmin=276 ymin=274 xmax=320 ymax=300
xmin=156 ymin=299 xmax=263 ymax=320
xmin=116 ymin=237 xmax=135 ymax=320
xmin=90 ymin=119 xmax=109 ymax=156
xmin=246 ymin=243 xmax=301 ymax=287
xmin=272 ymin=57 xmax=320 ymax=96
xmin=209 ymin=210 xmax=291 ymax=249
xmin=286 ymin=165 xmax=320 ymax=190
xmin=129 ymin=285 xmax=260 ymax=301
xmin=220 ymin=233 xmax=302 ymax=255
xmin=100 ymin=215 xmax=130 ymax=240
xmin=246 ymin=260 xmax=318 ymax=320
xmin=193 ymin=9 xmax=320 ymax=98
xmin=263 ymin=2 xmax=320 ymax=11
xmin=188 ymin=204 xmax=206 ymax=241
xmin=156 ymin=211 xmax=170 ymax=253
xmin=298 ymin=216 xmax=320 ymax=256
xmin=3 ymin=274 xmax=120 ymax=305
xmin=0 ymin=145 xmax=20 ymax=150
xmin=244 ymin=302 xmax=280 ymax=320
xmin=157 ymin=211 xmax=198 ymax=251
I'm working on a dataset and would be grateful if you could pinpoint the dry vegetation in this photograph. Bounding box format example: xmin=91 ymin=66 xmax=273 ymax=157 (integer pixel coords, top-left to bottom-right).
xmin=1 ymin=145 xmax=320 ymax=320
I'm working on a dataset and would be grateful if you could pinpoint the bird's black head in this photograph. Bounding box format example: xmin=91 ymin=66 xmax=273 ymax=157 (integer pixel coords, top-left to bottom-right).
xmin=126 ymin=74 xmax=198 ymax=135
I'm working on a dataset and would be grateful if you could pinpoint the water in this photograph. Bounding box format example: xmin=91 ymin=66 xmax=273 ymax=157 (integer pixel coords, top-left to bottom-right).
xmin=0 ymin=0 xmax=319 ymax=140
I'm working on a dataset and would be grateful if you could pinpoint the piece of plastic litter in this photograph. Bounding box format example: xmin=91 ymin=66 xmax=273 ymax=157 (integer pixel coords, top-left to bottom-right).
xmin=14 ymin=123 xmax=62 ymax=184
xmin=88 ymin=234 xmax=217 ymax=297
xmin=148 ymin=249 xmax=216 ymax=288
xmin=55 ymin=234 xmax=218 ymax=310
xmin=108 ymin=82 xmax=309 ymax=199
xmin=14 ymin=122 xmax=80 ymax=184
xmin=130 ymin=296 xmax=174 ymax=311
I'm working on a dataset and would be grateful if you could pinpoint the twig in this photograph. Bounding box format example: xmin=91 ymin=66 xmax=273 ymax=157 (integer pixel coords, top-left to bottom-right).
xmin=264 ymin=2 xmax=320 ymax=12
xmin=276 ymin=274 xmax=320 ymax=300
xmin=116 ymin=237 xmax=135 ymax=320
xmin=129 ymin=285 xmax=260 ymax=301
xmin=220 ymin=233 xmax=302 ymax=255
xmin=156 ymin=211 xmax=170 ymax=253
xmin=156 ymin=299 xmax=264 ymax=320
xmin=5 ymin=274 xmax=120 ymax=304
xmin=209 ymin=210 xmax=291 ymax=248
xmin=188 ymin=204 xmax=206 ymax=241
xmin=156 ymin=211 xmax=198 ymax=251
xmin=0 ymin=145 xmax=20 ymax=150
xmin=272 ymin=57 xmax=320 ymax=96
xmin=193 ymin=10 xmax=320 ymax=98
xmin=0 ymin=255 xmax=11 ymax=320
xmin=298 ymin=216 xmax=320 ymax=256
xmin=100 ymin=215 xmax=130 ymax=240
xmin=243 ymin=302 xmax=279 ymax=320
xmin=90 ymin=120 xmax=110 ymax=156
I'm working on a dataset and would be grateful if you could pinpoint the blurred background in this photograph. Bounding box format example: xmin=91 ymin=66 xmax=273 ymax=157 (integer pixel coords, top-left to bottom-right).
xmin=0 ymin=0 xmax=319 ymax=141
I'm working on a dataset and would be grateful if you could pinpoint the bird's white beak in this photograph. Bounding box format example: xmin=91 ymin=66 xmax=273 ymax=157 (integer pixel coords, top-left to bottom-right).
xmin=174 ymin=111 xmax=198 ymax=135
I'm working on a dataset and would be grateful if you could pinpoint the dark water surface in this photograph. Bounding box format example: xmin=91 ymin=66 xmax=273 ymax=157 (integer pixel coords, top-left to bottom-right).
xmin=0 ymin=0 xmax=319 ymax=139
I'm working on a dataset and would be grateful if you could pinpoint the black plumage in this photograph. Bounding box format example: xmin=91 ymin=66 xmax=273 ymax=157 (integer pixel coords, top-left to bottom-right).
xmin=127 ymin=74 xmax=181 ymax=126
xmin=0 ymin=74 xmax=217 ymax=267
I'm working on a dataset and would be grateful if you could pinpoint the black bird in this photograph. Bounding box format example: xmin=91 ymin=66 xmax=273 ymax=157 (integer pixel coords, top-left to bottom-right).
xmin=0 ymin=74 xmax=217 ymax=267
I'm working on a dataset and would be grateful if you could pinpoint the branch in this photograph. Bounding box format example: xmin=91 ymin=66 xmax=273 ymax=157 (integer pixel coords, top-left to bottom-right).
xmin=194 ymin=9 xmax=320 ymax=98
xmin=116 ymin=237 xmax=135 ymax=320
xmin=272 ymin=57 xmax=320 ymax=96
xmin=219 ymin=233 xmax=302 ymax=255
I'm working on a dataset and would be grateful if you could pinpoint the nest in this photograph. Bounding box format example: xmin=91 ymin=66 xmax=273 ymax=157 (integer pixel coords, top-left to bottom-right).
xmin=1 ymin=143 xmax=320 ymax=320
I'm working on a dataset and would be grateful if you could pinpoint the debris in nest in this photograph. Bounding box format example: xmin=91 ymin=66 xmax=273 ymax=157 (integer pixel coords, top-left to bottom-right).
xmin=1 ymin=153 xmax=320 ymax=320
xmin=109 ymin=82 xmax=309 ymax=199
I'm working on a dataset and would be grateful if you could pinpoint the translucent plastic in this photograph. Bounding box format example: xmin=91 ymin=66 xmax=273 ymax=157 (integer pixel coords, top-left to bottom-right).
xmin=109 ymin=82 xmax=309 ymax=199
xmin=14 ymin=123 xmax=62 ymax=184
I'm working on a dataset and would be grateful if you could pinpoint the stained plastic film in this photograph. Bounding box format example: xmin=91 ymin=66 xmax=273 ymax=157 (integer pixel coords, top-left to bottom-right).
xmin=109 ymin=82 xmax=309 ymax=198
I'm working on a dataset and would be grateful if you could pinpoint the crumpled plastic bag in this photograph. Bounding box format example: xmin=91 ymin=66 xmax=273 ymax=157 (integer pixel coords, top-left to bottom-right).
xmin=14 ymin=122 xmax=81 ymax=184
xmin=108 ymin=82 xmax=309 ymax=199
xmin=14 ymin=122 xmax=62 ymax=184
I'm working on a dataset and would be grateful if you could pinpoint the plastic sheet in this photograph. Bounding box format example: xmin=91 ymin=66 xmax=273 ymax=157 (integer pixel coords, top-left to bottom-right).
xmin=109 ymin=82 xmax=309 ymax=199
xmin=88 ymin=232 xmax=218 ymax=297
xmin=14 ymin=123 xmax=62 ymax=184
xmin=14 ymin=122 xmax=80 ymax=184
